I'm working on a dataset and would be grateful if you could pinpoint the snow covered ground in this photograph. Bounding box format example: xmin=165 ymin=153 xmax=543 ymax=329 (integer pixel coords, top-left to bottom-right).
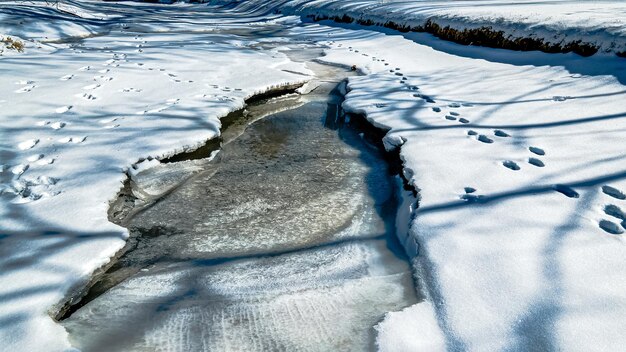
xmin=0 ymin=2 xmax=313 ymax=350
xmin=236 ymin=0 xmax=626 ymax=56
xmin=268 ymin=1 xmax=626 ymax=350
xmin=1 ymin=0 xmax=626 ymax=351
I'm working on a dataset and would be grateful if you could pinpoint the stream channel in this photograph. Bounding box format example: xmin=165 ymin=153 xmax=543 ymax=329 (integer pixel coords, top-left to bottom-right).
xmin=60 ymin=31 xmax=418 ymax=352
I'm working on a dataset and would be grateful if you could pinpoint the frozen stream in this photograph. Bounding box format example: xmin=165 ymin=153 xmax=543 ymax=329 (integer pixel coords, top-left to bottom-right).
xmin=60 ymin=32 xmax=417 ymax=351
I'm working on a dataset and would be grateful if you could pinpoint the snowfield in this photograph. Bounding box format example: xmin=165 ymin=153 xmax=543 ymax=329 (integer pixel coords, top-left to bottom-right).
xmin=0 ymin=2 xmax=311 ymax=350
xmin=1 ymin=0 xmax=626 ymax=351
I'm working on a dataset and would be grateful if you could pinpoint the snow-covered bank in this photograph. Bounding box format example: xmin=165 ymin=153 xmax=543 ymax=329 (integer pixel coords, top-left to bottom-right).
xmin=293 ymin=19 xmax=626 ymax=352
xmin=213 ymin=0 xmax=626 ymax=57
xmin=0 ymin=2 xmax=312 ymax=350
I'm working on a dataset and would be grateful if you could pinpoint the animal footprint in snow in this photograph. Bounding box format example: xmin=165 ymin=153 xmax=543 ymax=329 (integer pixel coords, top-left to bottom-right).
xmin=11 ymin=164 xmax=29 ymax=176
xmin=59 ymin=136 xmax=86 ymax=144
xmin=78 ymin=66 xmax=91 ymax=71
xmin=50 ymin=122 xmax=66 ymax=130
xmin=18 ymin=139 xmax=39 ymax=150
xmin=27 ymin=154 xmax=44 ymax=162
xmin=602 ymin=185 xmax=626 ymax=200
xmin=502 ymin=160 xmax=520 ymax=171
xmin=460 ymin=187 xmax=484 ymax=202
xmin=432 ymin=107 xmax=441 ymax=112
xmin=76 ymin=93 xmax=97 ymax=100
xmin=15 ymin=85 xmax=36 ymax=93
xmin=445 ymin=115 xmax=456 ymax=121
xmin=529 ymin=146 xmax=545 ymax=156
xmin=83 ymin=83 xmax=101 ymax=90
xmin=122 ymin=87 xmax=142 ymax=93
xmin=413 ymin=94 xmax=435 ymax=103
xmin=94 ymin=75 xmax=113 ymax=82
xmin=494 ymin=130 xmax=510 ymax=137
xmin=604 ymin=204 xmax=625 ymax=222
xmin=528 ymin=157 xmax=545 ymax=167
xmin=553 ymin=184 xmax=579 ymax=198
xmin=60 ymin=74 xmax=74 ymax=81
xmin=599 ymin=219 xmax=623 ymax=235
xmin=448 ymin=103 xmax=461 ymax=108
xmin=99 ymin=117 xmax=118 ymax=124
xmin=477 ymin=135 xmax=493 ymax=144
xmin=552 ymin=96 xmax=571 ymax=102
xmin=458 ymin=118 xmax=470 ymax=124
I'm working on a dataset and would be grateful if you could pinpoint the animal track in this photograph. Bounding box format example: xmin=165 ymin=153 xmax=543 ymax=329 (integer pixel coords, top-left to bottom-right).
xmin=18 ymin=139 xmax=39 ymax=150
xmin=50 ymin=122 xmax=66 ymax=130
xmin=11 ymin=164 xmax=29 ymax=176
xmin=122 ymin=88 xmax=143 ymax=93
xmin=529 ymin=146 xmax=545 ymax=156
xmin=477 ymin=135 xmax=493 ymax=144
xmin=445 ymin=115 xmax=456 ymax=121
xmin=599 ymin=219 xmax=623 ymax=235
xmin=60 ymin=74 xmax=74 ymax=81
xmin=528 ymin=157 xmax=545 ymax=167
xmin=502 ymin=160 xmax=520 ymax=171
xmin=458 ymin=118 xmax=470 ymax=124
xmin=99 ymin=117 xmax=118 ymax=124
xmin=602 ymin=185 xmax=626 ymax=200
xmin=553 ymin=184 xmax=579 ymax=198
xmin=83 ymin=83 xmax=101 ymax=90
xmin=77 ymin=93 xmax=97 ymax=100
xmin=27 ymin=154 xmax=44 ymax=162
xmin=413 ymin=94 xmax=435 ymax=103
xmin=604 ymin=204 xmax=625 ymax=221
xmin=59 ymin=136 xmax=87 ymax=144
xmin=460 ymin=188 xmax=484 ymax=202
xmin=494 ymin=130 xmax=510 ymax=137
xmin=552 ymin=96 xmax=571 ymax=102
xmin=15 ymin=85 xmax=36 ymax=93
xmin=432 ymin=107 xmax=441 ymax=112
xmin=55 ymin=105 xmax=73 ymax=114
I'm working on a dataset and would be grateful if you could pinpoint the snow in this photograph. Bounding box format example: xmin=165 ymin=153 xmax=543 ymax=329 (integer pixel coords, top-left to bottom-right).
xmin=224 ymin=0 xmax=626 ymax=56
xmin=2 ymin=0 xmax=626 ymax=350
xmin=303 ymin=18 xmax=626 ymax=352
xmin=0 ymin=2 xmax=311 ymax=351
xmin=375 ymin=302 xmax=446 ymax=352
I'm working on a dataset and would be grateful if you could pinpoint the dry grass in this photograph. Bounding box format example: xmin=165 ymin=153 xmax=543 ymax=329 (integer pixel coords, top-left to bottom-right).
xmin=1 ymin=36 xmax=25 ymax=53
xmin=308 ymin=13 xmax=601 ymax=57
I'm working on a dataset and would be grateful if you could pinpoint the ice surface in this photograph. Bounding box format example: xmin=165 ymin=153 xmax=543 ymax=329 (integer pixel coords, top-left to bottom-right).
xmin=63 ymin=241 xmax=416 ymax=352
xmin=61 ymin=72 xmax=417 ymax=351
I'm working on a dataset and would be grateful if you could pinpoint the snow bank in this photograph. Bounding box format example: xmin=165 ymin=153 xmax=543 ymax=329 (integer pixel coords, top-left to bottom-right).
xmin=0 ymin=1 xmax=311 ymax=350
xmin=299 ymin=20 xmax=626 ymax=352
xmin=375 ymin=302 xmax=446 ymax=352
xmin=212 ymin=0 xmax=626 ymax=56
